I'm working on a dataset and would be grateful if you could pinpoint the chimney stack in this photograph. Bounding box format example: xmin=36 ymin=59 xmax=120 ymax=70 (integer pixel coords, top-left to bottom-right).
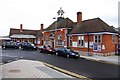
xmin=41 ymin=24 xmax=44 ymax=31
xmin=77 ymin=12 xmax=82 ymax=25
xmin=20 ymin=24 xmax=23 ymax=32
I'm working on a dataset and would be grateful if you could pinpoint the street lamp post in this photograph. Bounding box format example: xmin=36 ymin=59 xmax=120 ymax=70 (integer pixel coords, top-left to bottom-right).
xmin=53 ymin=17 xmax=57 ymax=48
xmin=87 ymin=32 xmax=90 ymax=56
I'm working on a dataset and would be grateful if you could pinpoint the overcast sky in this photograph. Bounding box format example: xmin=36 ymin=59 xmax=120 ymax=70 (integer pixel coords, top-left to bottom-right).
xmin=0 ymin=0 xmax=119 ymax=36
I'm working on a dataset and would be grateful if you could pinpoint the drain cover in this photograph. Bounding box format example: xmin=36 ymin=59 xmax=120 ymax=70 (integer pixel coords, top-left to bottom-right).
xmin=9 ymin=69 xmax=20 ymax=73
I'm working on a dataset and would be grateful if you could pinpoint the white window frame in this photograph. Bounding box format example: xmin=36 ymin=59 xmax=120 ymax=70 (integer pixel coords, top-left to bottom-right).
xmin=69 ymin=36 xmax=72 ymax=47
xmin=46 ymin=36 xmax=48 ymax=41
xmin=57 ymin=35 xmax=62 ymax=46
xmin=94 ymin=35 xmax=102 ymax=44
xmin=78 ymin=36 xmax=84 ymax=47
xmin=112 ymin=34 xmax=116 ymax=44
xmin=37 ymin=37 xmax=40 ymax=44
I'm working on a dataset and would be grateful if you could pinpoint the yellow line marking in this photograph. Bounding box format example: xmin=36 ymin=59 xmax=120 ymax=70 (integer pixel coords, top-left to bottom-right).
xmin=42 ymin=62 xmax=92 ymax=80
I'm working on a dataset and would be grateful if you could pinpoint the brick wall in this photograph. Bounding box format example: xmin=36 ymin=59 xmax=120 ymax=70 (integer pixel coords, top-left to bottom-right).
xmin=68 ymin=34 xmax=119 ymax=55
xmin=43 ymin=29 xmax=67 ymax=48
xmin=102 ymin=34 xmax=118 ymax=53
xmin=37 ymin=37 xmax=43 ymax=47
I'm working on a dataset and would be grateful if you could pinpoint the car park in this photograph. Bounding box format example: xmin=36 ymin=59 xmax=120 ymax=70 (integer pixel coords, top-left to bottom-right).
xmin=21 ymin=42 xmax=37 ymax=51
xmin=39 ymin=45 xmax=56 ymax=54
xmin=2 ymin=41 xmax=19 ymax=49
xmin=55 ymin=47 xmax=80 ymax=58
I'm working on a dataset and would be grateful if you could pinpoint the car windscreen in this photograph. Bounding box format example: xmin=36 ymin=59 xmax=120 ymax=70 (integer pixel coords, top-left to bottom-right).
xmin=66 ymin=49 xmax=71 ymax=52
xmin=6 ymin=42 xmax=11 ymax=45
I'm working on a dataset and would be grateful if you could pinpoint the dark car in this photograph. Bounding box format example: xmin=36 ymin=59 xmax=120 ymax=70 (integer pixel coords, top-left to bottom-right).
xmin=117 ymin=44 xmax=120 ymax=55
xmin=2 ymin=41 xmax=19 ymax=49
xmin=55 ymin=47 xmax=80 ymax=58
xmin=39 ymin=45 xmax=56 ymax=54
xmin=21 ymin=42 xmax=37 ymax=51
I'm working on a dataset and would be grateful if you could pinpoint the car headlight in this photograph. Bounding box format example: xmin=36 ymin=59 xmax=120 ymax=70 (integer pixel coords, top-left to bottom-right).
xmin=71 ymin=53 xmax=75 ymax=55
xmin=49 ymin=49 xmax=52 ymax=51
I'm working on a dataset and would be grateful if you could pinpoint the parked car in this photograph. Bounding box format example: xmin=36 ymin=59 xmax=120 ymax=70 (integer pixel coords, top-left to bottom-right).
xmin=39 ymin=45 xmax=56 ymax=54
xmin=2 ymin=41 xmax=19 ymax=49
xmin=16 ymin=41 xmax=21 ymax=48
xmin=117 ymin=44 xmax=120 ymax=55
xmin=55 ymin=47 xmax=80 ymax=58
xmin=21 ymin=42 xmax=37 ymax=51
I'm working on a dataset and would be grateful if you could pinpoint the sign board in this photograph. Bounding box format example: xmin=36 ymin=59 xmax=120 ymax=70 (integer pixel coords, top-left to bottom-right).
xmin=90 ymin=42 xmax=93 ymax=48
xmin=94 ymin=44 xmax=98 ymax=51
xmin=62 ymin=42 xmax=64 ymax=46
xmin=93 ymin=44 xmax=102 ymax=52
xmin=98 ymin=44 xmax=101 ymax=52
xmin=102 ymin=45 xmax=105 ymax=50
xmin=72 ymin=42 xmax=77 ymax=47
xmin=37 ymin=40 xmax=40 ymax=44
xmin=84 ymin=42 xmax=93 ymax=48
xmin=85 ymin=42 xmax=88 ymax=48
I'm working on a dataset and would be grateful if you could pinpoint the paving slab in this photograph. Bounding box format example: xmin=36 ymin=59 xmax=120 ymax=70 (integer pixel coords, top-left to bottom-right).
xmin=80 ymin=53 xmax=120 ymax=65
xmin=1 ymin=59 xmax=73 ymax=78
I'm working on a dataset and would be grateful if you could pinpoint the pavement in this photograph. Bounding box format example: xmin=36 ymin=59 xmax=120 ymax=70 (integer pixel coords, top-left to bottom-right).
xmin=79 ymin=52 xmax=120 ymax=65
xmin=1 ymin=59 xmax=73 ymax=79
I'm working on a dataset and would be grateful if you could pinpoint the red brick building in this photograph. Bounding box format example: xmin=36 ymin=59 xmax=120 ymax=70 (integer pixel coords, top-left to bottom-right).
xmin=43 ymin=17 xmax=73 ymax=48
xmin=9 ymin=24 xmax=44 ymax=47
xmin=43 ymin=12 xmax=119 ymax=55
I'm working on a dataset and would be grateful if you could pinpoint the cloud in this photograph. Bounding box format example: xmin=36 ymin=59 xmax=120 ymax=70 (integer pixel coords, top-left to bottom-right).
xmin=0 ymin=0 xmax=119 ymax=36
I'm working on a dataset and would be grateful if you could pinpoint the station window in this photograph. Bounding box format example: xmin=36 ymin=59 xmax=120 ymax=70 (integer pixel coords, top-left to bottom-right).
xmin=69 ymin=36 xmax=72 ymax=46
xmin=94 ymin=35 xmax=102 ymax=43
xmin=57 ymin=35 xmax=62 ymax=45
xmin=78 ymin=36 xmax=84 ymax=47
xmin=112 ymin=34 xmax=116 ymax=44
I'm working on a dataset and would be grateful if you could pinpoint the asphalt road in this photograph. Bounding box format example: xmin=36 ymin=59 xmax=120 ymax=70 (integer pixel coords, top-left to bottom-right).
xmin=1 ymin=49 xmax=120 ymax=79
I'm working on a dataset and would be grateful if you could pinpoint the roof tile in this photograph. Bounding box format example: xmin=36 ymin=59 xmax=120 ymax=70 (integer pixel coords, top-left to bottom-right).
xmin=69 ymin=18 xmax=117 ymax=34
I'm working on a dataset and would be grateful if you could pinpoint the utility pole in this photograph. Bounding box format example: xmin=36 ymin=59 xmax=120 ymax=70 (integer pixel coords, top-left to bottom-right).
xmin=88 ymin=32 xmax=90 ymax=56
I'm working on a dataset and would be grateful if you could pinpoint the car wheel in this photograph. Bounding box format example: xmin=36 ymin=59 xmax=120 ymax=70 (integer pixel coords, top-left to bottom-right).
xmin=66 ymin=54 xmax=69 ymax=58
xmin=56 ymin=52 xmax=58 ymax=56
xmin=3 ymin=46 xmax=5 ymax=49
xmin=46 ymin=51 xmax=49 ymax=54
xmin=2 ymin=47 xmax=5 ymax=49
xmin=21 ymin=47 xmax=24 ymax=50
xmin=40 ymin=50 xmax=42 ymax=52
